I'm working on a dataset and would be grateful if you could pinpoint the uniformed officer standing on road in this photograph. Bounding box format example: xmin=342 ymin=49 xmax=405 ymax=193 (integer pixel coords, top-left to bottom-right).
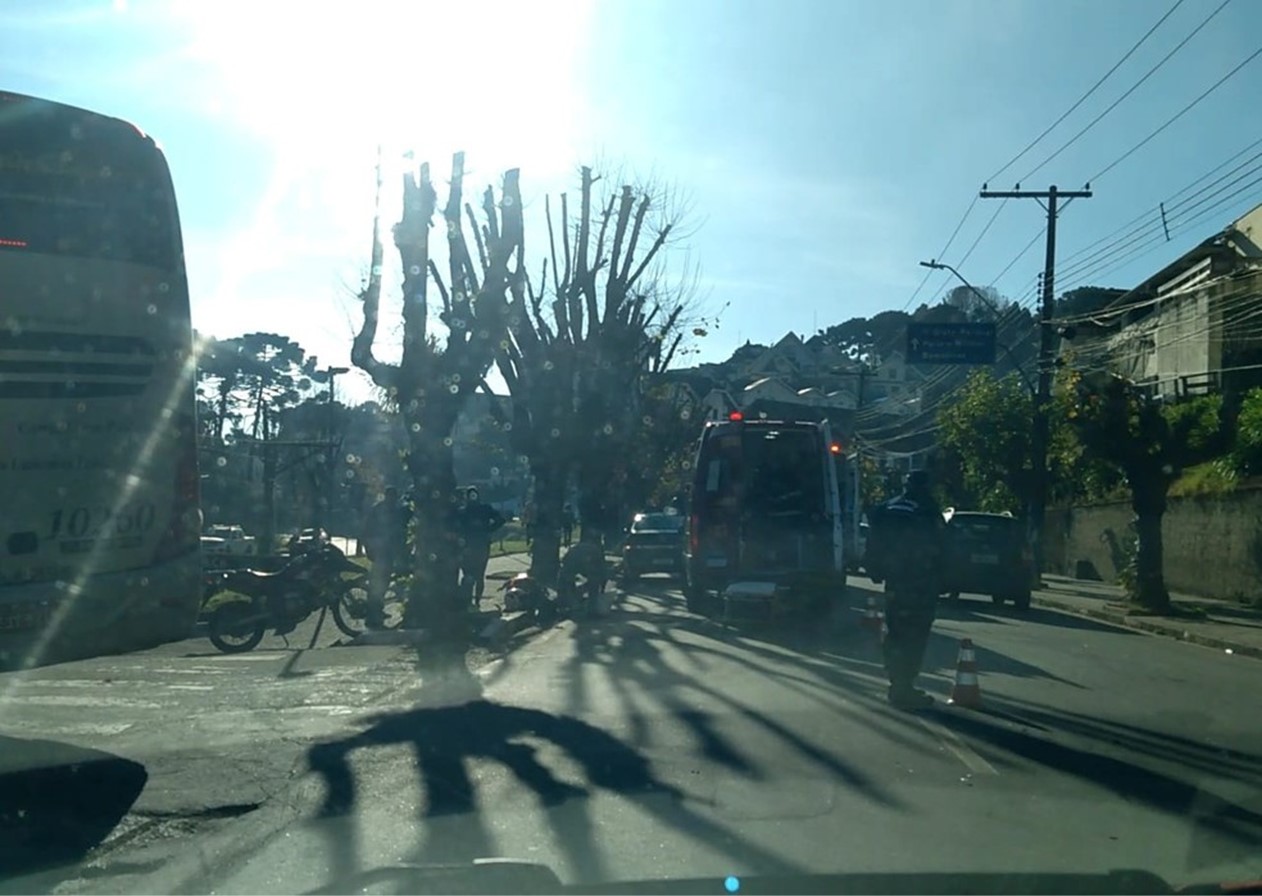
xmin=865 ymin=470 xmax=946 ymax=710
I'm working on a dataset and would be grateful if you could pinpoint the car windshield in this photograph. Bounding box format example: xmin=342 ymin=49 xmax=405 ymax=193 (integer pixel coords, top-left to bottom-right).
xmin=5 ymin=4 xmax=1261 ymax=895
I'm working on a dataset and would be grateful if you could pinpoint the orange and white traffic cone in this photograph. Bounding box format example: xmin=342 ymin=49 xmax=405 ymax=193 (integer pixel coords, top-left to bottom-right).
xmin=861 ymin=594 xmax=883 ymax=634
xmin=948 ymin=638 xmax=983 ymax=708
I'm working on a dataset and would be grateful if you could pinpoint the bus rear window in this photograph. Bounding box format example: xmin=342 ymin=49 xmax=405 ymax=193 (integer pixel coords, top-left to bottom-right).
xmin=743 ymin=428 xmax=825 ymax=517
xmin=0 ymin=104 xmax=178 ymax=268
xmin=696 ymin=425 xmax=826 ymax=518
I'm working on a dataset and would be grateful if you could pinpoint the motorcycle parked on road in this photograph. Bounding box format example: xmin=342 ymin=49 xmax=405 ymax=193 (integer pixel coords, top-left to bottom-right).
xmin=203 ymin=543 xmax=368 ymax=653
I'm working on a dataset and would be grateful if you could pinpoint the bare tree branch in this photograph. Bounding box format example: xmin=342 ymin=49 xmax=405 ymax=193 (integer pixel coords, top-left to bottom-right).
xmin=466 ymin=201 xmax=489 ymax=275
xmin=395 ymin=160 xmax=436 ymax=372
xmin=626 ymin=222 xmax=673 ymax=291
xmin=428 ymin=259 xmax=451 ymax=315
xmin=617 ymin=195 xmax=651 ymax=284
xmin=351 ymin=146 xmax=397 ymax=389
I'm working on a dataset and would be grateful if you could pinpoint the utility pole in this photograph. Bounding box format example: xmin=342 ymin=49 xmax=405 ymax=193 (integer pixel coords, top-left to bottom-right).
xmin=980 ymin=184 xmax=1092 ymax=582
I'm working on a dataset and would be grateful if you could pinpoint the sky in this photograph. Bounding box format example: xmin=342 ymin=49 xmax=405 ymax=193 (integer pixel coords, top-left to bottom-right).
xmin=4 ymin=0 xmax=1261 ymax=404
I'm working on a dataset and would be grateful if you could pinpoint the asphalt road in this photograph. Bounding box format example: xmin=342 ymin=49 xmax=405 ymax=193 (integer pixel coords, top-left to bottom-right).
xmin=5 ymin=571 xmax=1261 ymax=893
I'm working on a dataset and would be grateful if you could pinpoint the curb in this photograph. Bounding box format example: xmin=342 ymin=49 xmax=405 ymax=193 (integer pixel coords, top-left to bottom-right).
xmin=1033 ymin=594 xmax=1262 ymax=660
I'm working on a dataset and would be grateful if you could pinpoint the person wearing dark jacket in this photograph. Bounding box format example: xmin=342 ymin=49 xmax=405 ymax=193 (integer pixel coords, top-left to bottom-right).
xmin=457 ymin=487 xmax=506 ymax=608
xmin=865 ymin=470 xmax=946 ymax=710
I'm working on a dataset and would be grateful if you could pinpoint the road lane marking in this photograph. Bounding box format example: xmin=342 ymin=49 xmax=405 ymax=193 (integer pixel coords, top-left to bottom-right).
xmin=919 ymin=716 xmax=998 ymax=776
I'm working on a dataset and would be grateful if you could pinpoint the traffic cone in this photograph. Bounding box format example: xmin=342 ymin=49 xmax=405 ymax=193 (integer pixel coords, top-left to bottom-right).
xmin=948 ymin=638 xmax=983 ymax=708
xmin=861 ymin=594 xmax=883 ymax=633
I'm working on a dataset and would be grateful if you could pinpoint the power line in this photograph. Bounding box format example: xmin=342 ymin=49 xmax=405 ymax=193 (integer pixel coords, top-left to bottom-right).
xmin=1090 ymin=43 xmax=1262 ymax=182
xmin=1020 ymin=0 xmax=1233 ymax=183
xmin=1052 ymin=135 xmax=1262 ymax=279
xmin=1056 ymin=169 xmax=1262 ymax=290
xmin=985 ymin=0 xmax=1189 ymax=185
xmin=1050 ymin=147 xmax=1262 ymax=288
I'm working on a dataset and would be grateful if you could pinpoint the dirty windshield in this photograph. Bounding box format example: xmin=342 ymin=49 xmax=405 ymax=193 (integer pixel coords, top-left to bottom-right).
xmin=3 ymin=2 xmax=1262 ymax=894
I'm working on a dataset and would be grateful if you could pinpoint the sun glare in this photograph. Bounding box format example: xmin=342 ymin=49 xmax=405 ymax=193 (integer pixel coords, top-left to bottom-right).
xmin=168 ymin=0 xmax=595 ymax=378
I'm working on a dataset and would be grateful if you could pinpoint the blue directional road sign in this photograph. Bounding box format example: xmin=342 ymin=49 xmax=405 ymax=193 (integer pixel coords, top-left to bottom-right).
xmin=906 ymin=322 xmax=996 ymax=364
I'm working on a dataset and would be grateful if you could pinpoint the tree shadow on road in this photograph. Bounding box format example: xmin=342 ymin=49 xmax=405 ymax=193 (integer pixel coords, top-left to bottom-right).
xmin=623 ymin=582 xmax=1089 ymax=694
xmin=0 ymin=736 xmax=148 ymax=891
xmin=926 ymin=694 xmax=1262 ymax=875
xmin=302 ymin=642 xmax=813 ymax=889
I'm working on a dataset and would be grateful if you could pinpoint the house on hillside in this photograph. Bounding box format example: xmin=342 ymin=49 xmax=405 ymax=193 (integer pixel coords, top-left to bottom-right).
xmin=1080 ymin=202 xmax=1262 ymax=403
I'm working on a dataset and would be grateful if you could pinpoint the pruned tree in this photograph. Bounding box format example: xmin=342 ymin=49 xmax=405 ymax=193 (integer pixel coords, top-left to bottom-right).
xmin=495 ymin=167 xmax=692 ymax=580
xmin=352 ymin=151 xmax=523 ymax=632
xmin=1066 ymin=371 xmax=1217 ymax=611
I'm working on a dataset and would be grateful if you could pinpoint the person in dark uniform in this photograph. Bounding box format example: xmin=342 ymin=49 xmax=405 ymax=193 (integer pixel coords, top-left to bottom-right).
xmin=457 ymin=487 xmax=506 ymax=609
xmin=865 ymin=470 xmax=945 ymax=710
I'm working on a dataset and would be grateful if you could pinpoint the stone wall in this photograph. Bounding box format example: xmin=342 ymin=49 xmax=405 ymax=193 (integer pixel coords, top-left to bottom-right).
xmin=1043 ymin=486 xmax=1262 ymax=601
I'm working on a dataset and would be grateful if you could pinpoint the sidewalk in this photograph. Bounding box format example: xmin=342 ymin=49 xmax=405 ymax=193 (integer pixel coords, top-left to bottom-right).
xmin=1035 ymin=575 xmax=1262 ymax=660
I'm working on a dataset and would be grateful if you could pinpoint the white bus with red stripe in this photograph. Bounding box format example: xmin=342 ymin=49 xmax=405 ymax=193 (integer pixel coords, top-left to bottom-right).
xmin=0 ymin=91 xmax=201 ymax=668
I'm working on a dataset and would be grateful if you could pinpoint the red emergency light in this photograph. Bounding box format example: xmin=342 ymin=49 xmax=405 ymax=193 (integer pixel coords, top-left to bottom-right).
xmin=728 ymin=411 xmax=743 ymax=422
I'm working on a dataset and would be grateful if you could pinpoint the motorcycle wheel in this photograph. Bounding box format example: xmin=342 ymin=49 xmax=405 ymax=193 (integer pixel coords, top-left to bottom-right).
xmin=331 ymin=584 xmax=405 ymax=636
xmin=208 ymin=602 xmax=266 ymax=653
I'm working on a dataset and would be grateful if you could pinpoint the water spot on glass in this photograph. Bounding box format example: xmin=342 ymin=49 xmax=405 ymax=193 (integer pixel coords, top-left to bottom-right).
xmin=502 ymin=422 xmax=512 ymax=432
xmin=428 ymin=553 xmax=438 ymax=562
xmin=490 ymin=466 xmax=500 ymax=476
xmin=216 ymin=456 xmax=227 ymax=467
xmin=680 ymin=409 xmax=692 ymax=420
xmin=449 ymin=384 xmax=459 ymax=394
xmin=158 ymin=282 xmax=170 ymax=293
xmin=443 ymin=437 xmax=453 ymax=447
xmin=543 ymin=360 xmax=554 ymax=371
xmin=602 ymin=423 xmax=614 ymax=435
xmin=550 ymin=428 xmax=560 ymax=438
xmin=642 ymin=415 xmax=652 ymax=425
xmin=140 ymin=577 xmax=150 ymax=587
xmin=411 ymin=422 xmax=421 ymax=432
xmin=451 ymin=374 xmax=462 ymax=383
xmin=502 ymin=195 xmax=515 ymax=207
xmin=372 ymin=265 xmax=383 ymax=277
xmin=75 ymin=402 xmax=86 ymax=414
xmin=344 ymin=469 xmax=356 ymax=480
xmin=409 ymin=264 xmax=421 ymax=275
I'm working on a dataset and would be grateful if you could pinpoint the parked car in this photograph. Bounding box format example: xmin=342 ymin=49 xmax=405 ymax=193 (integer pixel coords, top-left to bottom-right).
xmin=621 ymin=512 xmax=685 ymax=581
xmin=201 ymin=524 xmax=257 ymax=556
xmin=940 ymin=509 xmax=1032 ymax=610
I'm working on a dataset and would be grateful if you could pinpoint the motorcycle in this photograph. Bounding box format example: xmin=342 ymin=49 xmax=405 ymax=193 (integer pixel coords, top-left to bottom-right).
xmin=203 ymin=543 xmax=367 ymax=653
xmin=498 ymin=572 xmax=557 ymax=625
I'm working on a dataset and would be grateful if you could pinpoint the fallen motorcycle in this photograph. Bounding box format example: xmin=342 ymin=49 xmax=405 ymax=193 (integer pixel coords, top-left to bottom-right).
xmin=498 ymin=572 xmax=557 ymax=625
xmin=203 ymin=543 xmax=367 ymax=653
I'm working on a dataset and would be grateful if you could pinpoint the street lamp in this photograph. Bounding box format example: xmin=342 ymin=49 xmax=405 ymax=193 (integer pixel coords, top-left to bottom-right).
xmin=918 ymin=259 xmax=1037 ymax=397
xmin=920 ymin=260 xmax=1045 ymax=588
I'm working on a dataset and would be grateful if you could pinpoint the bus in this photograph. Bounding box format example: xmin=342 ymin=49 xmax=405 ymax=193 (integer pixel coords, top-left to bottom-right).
xmin=0 ymin=91 xmax=202 ymax=669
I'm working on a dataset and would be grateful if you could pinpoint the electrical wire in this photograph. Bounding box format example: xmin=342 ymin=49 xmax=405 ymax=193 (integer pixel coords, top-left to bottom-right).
xmin=1091 ymin=44 xmax=1262 ymax=183
xmin=984 ymin=0 xmax=1189 ymax=186
xmin=1020 ymin=0 xmax=1234 ymax=183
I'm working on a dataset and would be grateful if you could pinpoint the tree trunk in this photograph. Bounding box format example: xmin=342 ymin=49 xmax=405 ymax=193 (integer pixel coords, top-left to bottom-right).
xmin=402 ymin=417 xmax=462 ymax=633
xmin=1130 ymin=474 xmax=1170 ymax=612
xmin=529 ymin=460 xmax=565 ymax=586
